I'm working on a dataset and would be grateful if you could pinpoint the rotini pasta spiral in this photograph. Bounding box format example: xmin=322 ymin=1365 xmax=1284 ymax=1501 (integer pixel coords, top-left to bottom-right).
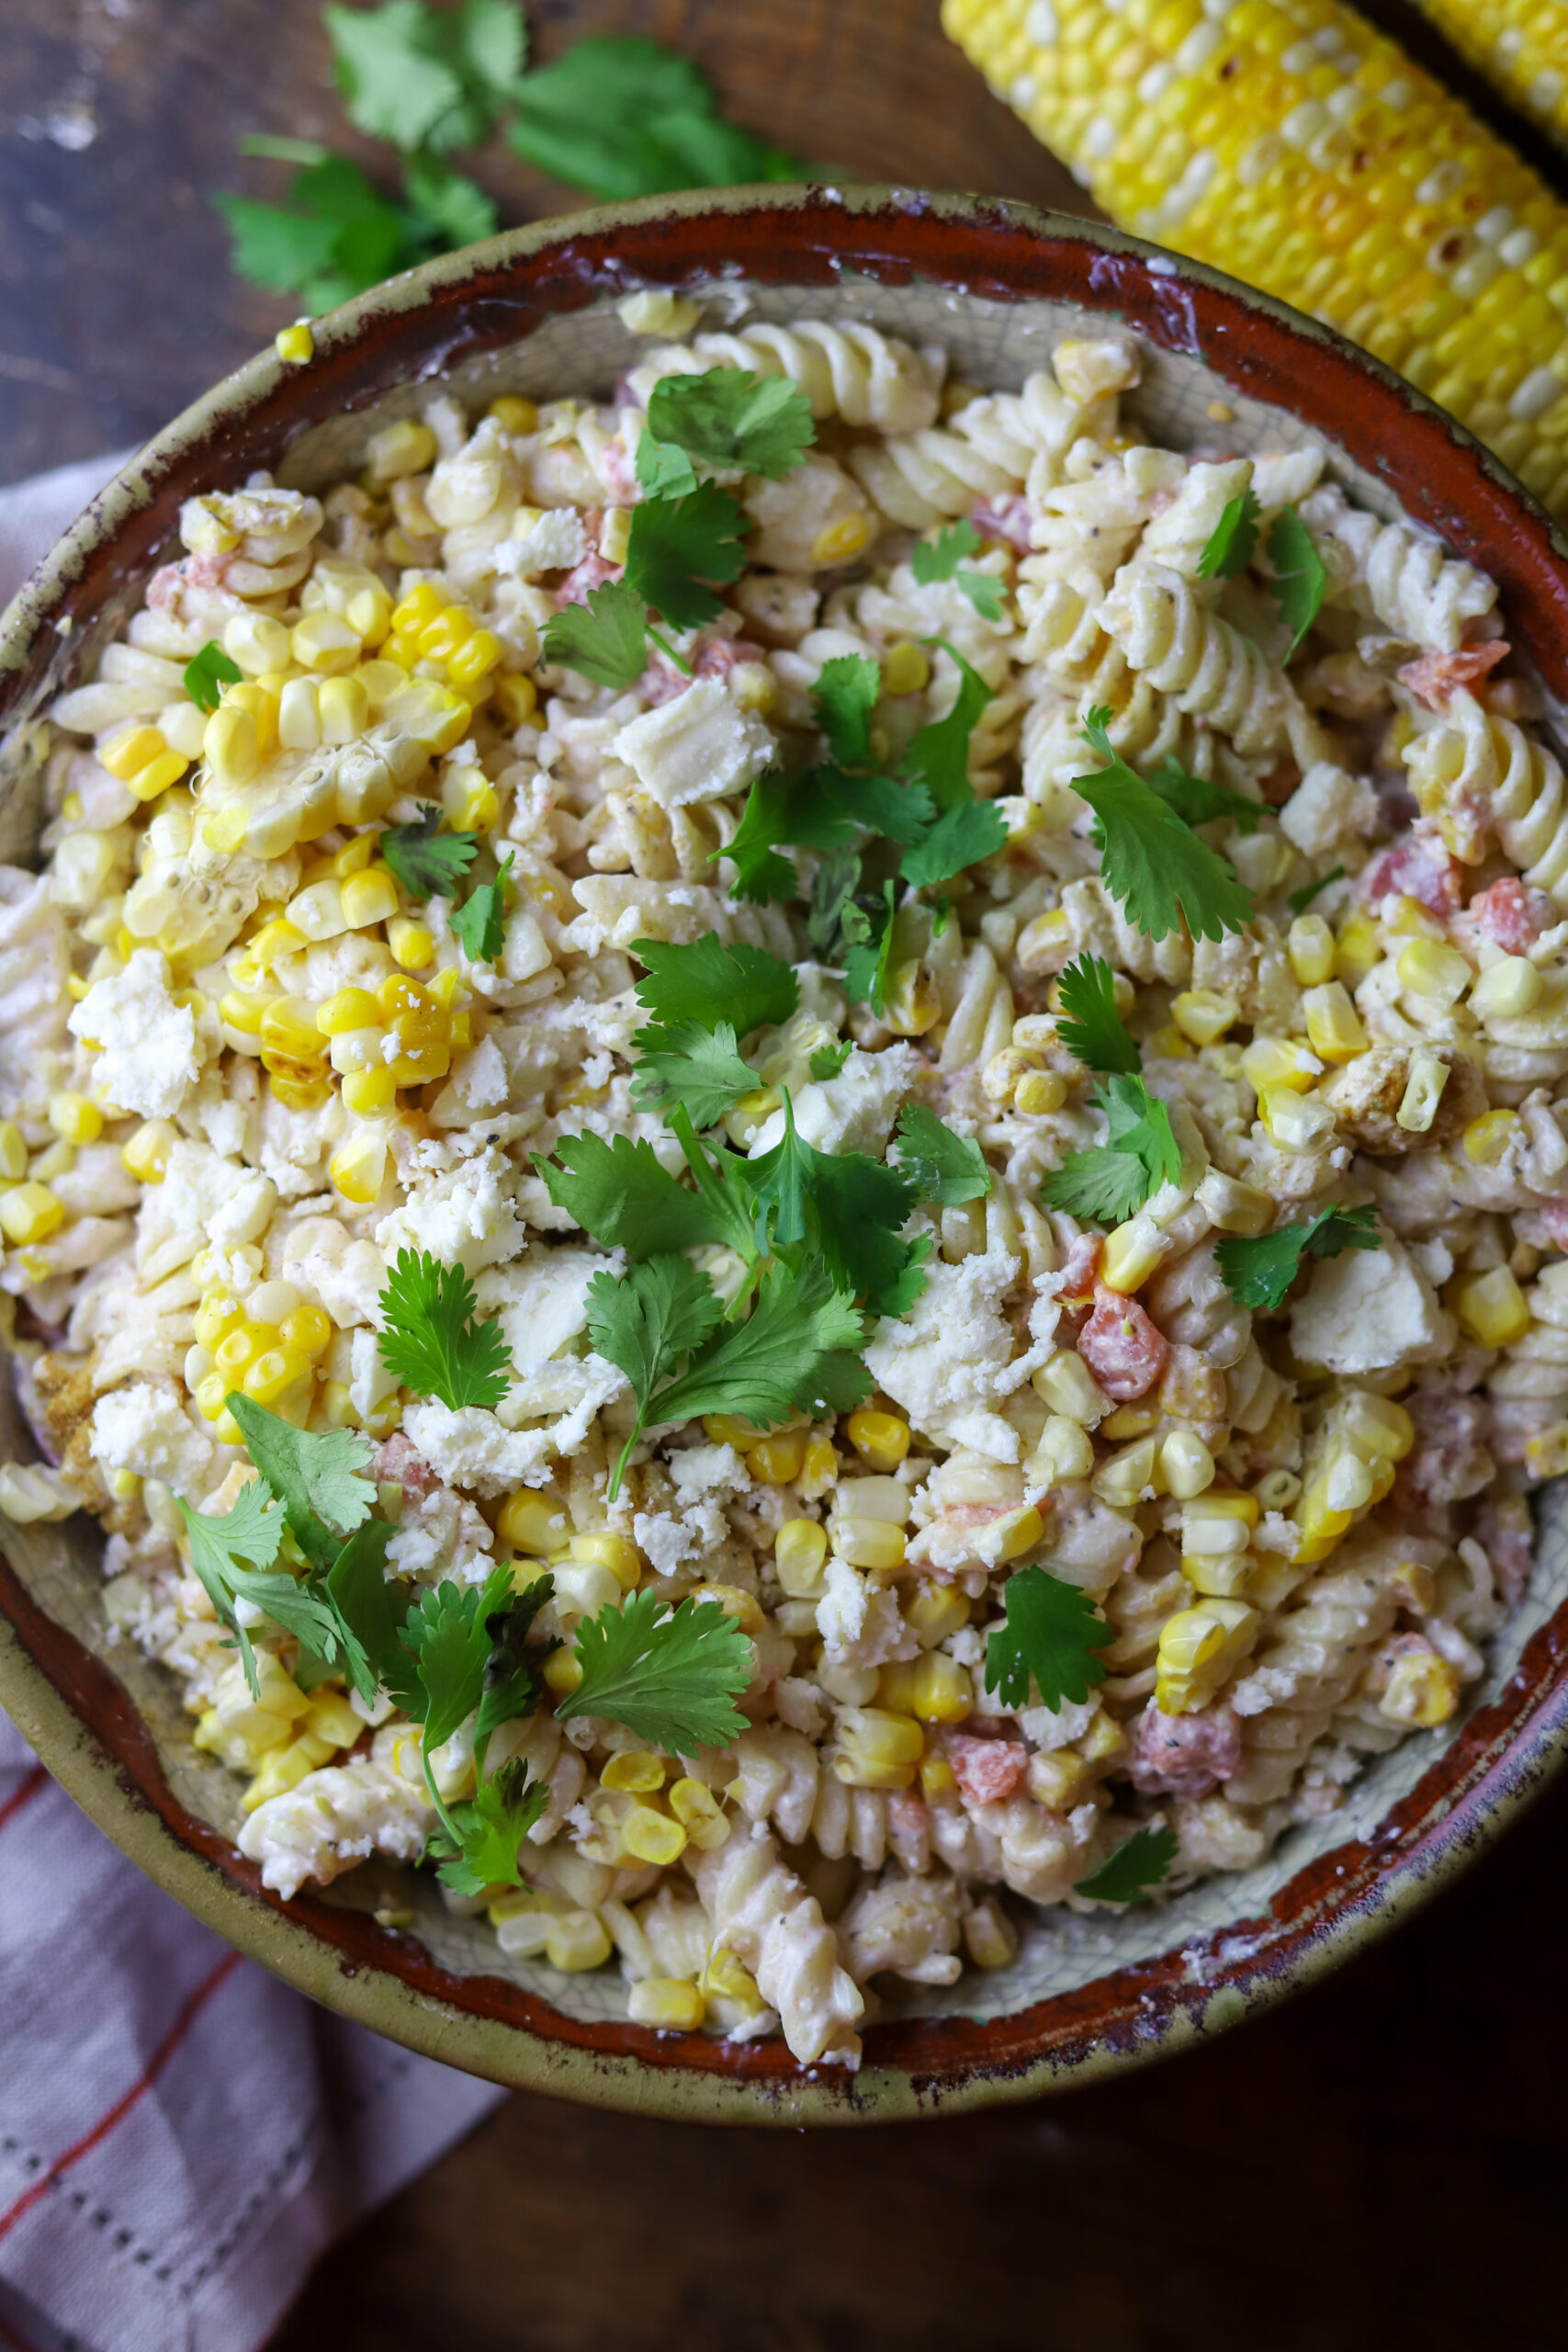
xmin=1299 ymin=484 xmax=1497 ymax=652
xmin=1099 ymin=560 xmax=1325 ymax=764
xmin=694 ymin=1832 xmax=864 ymax=2068
xmin=632 ymin=320 xmax=942 ymax=435
xmin=1404 ymin=689 xmax=1568 ymax=910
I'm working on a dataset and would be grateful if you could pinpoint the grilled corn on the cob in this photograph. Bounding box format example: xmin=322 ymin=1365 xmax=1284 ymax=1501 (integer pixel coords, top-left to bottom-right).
xmin=1416 ymin=1 xmax=1568 ymax=154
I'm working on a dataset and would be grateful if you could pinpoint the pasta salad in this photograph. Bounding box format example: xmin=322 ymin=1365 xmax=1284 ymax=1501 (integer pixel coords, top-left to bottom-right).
xmin=1 ymin=298 xmax=1562 ymax=2069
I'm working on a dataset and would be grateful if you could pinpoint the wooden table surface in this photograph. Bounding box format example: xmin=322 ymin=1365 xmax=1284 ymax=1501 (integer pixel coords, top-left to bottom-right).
xmin=6 ymin=4 xmax=1568 ymax=2345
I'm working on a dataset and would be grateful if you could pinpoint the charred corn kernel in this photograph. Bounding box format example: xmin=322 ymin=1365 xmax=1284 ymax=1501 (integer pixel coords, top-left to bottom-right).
xmin=488 ymin=395 xmax=538 ymax=433
xmin=919 ymin=1753 xmax=957 ymax=1798
xmin=911 ymin=1653 xmax=974 ymax=1723
xmin=279 ymin=1306 xmax=333 ymax=1360
xmin=1094 ymin=1434 xmax=1161 ymax=1509
xmin=669 ymin=1778 xmax=729 ymax=1850
xmin=447 ymin=629 xmax=504 ymax=693
xmin=275 ymin=322 xmax=313 ymax=366
xmin=620 ymin=1804 xmax=687 ymax=1867
xmin=1416 ymin=3 xmax=1568 ymax=153
xmin=907 ymin=1583 xmax=969 ymax=1651
xmin=249 ymin=918 xmax=307 ymax=969
xmin=798 ymin=1435 xmax=838 ymax=1498
xmin=1455 ymin=1263 xmax=1531 ymax=1345
xmin=1100 ymin=1222 xmax=1166 ymax=1294
xmin=1155 ymin=1597 xmax=1259 ymax=1715
xmin=773 ymin=1519 xmax=829 ymax=1598
xmin=203 ymin=704 xmax=259 ymax=787
xmin=330 ymin=1130 xmax=388 ymax=1207
xmin=626 ymin=1977 xmax=705 ymax=2030
xmin=811 ymin=512 xmax=873 ymax=565
xmin=317 ymin=988 xmax=382 ymax=1036
xmin=1335 ymin=911 xmax=1382 ymax=987
xmin=1397 ymin=1048 xmax=1450 ymax=1133
xmin=1527 ymin=1421 xmax=1568 ymax=1478
xmin=365 ymin=417 xmax=437 ymax=482
xmin=1032 ymin=1351 xmax=1108 ymax=1423
xmin=1379 ymin=1646 xmax=1461 ymax=1728
xmin=846 ymin=1408 xmax=911 ymax=1472
xmin=1172 ymin=988 xmax=1238 ymax=1046
xmin=340 ymin=867 xmax=400 ymax=928
xmin=882 ymin=639 xmax=931 ymax=695
xmin=497 ymin=1489 xmax=569 ymax=1555
xmin=492 ymin=673 xmax=538 ymax=729
xmin=1472 ymin=956 xmax=1543 ymax=1019
xmin=342 ymin=1066 xmax=398 ymax=1115
xmin=1241 ymin=1035 xmax=1319 ymax=1093
xmin=1258 ymin=1084 xmax=1337 ymax=1154
xmin=877 ymin=1659 xmax=919 ymax=1714
xmin=570 ymin=1532 xmax=643 ymax=1591
xmin=318 ymin=674 xmax=370 ymax=742
xmin=747 ymin=1429 xmax=808 ymax=1485
xmin=833 ymin=1706 xmax=925 ymax=1789
xmin=1287 ymin=914 xmax=1337 ymax=986
xmin=1303 ymin=982 xmax=1369 ymax=1063
xmin=543 ymin=1646 xmax=582 ymax=1698
xmin=260 ymin=997 xmax=328 ymax=1061
xmin=1397 ymin=939 xmax=1472 ymax=1007
xmin=830 ymin=1518 xmax=907 ymax=1573
xmin=602 ymin=1749 xmax=666 ymax=1793
xmin=1160 ymin=1430 xmax=1215 ymax=1499
xmin=0 ymin=1183 xmax=63 ymax=1245
xmin=48 ymin=1091 xmax=102 ymax=1145
xmin=387 ymin=917 xmax=435 ymax=971
xmin=1464 ymin=1107 xmax=1523 ymax=1166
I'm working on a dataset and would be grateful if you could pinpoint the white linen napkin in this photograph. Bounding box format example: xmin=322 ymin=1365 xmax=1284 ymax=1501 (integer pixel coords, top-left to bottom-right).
xmin=0 ymin=453 xmax=505 ymax=2352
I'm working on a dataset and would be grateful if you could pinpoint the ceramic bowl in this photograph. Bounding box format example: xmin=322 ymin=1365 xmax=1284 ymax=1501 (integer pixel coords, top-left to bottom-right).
xmin=5 ymin=187 xmax=1568 ymax=2125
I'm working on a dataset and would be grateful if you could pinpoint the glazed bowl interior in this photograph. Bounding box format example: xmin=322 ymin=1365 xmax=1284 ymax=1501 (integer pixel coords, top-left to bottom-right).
xmin=4 ymin=188 xmax=1568 ymax=2123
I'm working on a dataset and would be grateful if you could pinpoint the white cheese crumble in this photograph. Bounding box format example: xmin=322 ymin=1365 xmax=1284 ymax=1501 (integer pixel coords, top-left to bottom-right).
xmin=69 ymin=948 xmax=204 ymax=1120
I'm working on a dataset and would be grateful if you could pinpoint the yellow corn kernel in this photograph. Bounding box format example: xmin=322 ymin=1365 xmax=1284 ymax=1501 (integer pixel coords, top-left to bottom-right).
xmin=291 ymin=612 xmax=361 ymax=674
xmin=1526 ymin=1422 xmax=1568 ymax=1480
xmin=193 ymin=1373 xmax=231 ymax=1422
xmin=728 ymin=660 xmax=776 ymax=717
xmin=1027 ymin=1415 xmax=1096 ymax=1488
xmin=1155 ymin=1597 xmax=1259 ymax=1715
xmin=249 ymin=917 xmax=308 ymax=969
xmin=963 ymin=1896 xmax=1020 ymax=1971
xmin=0 ymin=1123 xmax=28 ymax=1182
xmin=668 ymin=1778 xmax=729 ymax=1851
xmin=442 ymin=763 xmax=501 ymax=833
xmin=911 ymin=1653 xmax=974 ymax=1723
xmin=833 ymin=1706 xmax=925 ymax=1789
xmin=330 ymin=1130 xmax=389 ymax=1207
xmin=1101 ymin=1403 xmax=1157 ymax=1442
xmin=602 ymin=1750 xmax=666 ymax=1793
xmin=1396 ymin=1048 xmax=1450 ymax=1134
xmin=214 ymin=1321 xmax=271 ymax=1378
xmin=1012 ymin=1068 xmax=1065 ymax=1115
xmin=830 ymin=1518 xmax=908 ymax=1573
xmin=543 ymin=1646 xmax=582 ymax=1698
xmin=387 ymin=917 xmax=435 ymax=972
xmin=340 ymin=867 xmax=400 ymax=929
xmin=797 ymin=1435 xmax=839 ymax=1498
xmin=1303 ymin=981 xmax=1370 ymax=1063
xmin=1159 ymin=1430 xmax=1215 ymax=1500
xmin=340 ymin=1066 xmax=397 ymax=1116
xmin=1172 ymin=987 xmax=1238 ymax=1046
xmin=391 ymin=582 xmax=446 ymax=635
xmin=620 ymin=1804 xmax=688 ymax=1867
xmin=377 ymin=971 xmax=434 ymax=1023
xmin=204 ymin=704 xmax=259 ymax=787
xmin=1396 ymin=938 xmax=1472 ymax=1008
xmin=275 ymin=322 xmax=313 ymax=366
xmin=279 ymin=1306 xmax=333 ymax=1361
xmin=882 ymin=639 xmax=931 ymax=695
xmin=1379 ymin=1647 xmax=1461 ymax=1729
xmin=493 ymin=673 xmax=539 ymax=729
xmin=773 ymin=1519 xmax=829 ymax=1598
xmin=1032 ymin=1351 xmax=1107 ymax=1423
xmin=447 ymin=629 xmax=503 ymax=694
xmin=919 ymin=1753 xmax=957 ymax=1798
xmin=1335 ymin=910 xmax=1382 ymax=986
xmin=1462 ymin=1107 xmax=1522 ymax=1165
xmin=0 ymin=1183 xmax=64 ymax=1246
xmin=1099 ymin=1222 xmax=1166 ymax=1294
xmin=301 ymin=1690 xmax=361 ymax=1751
xmin=1241 ymin=1035 xmax=1319 ymax=1093
xmin=570 ymin=1532 xmax=643 ymax=1592
xmin=1287 ymin=913 xmax=1337 ymax=986
xmin=242 ymin=1347 xmax=310 ymax=1406
xmin=193 ymin=1291 xmax=243 ymax=1351
xmin=1453 ymin=1264 xmax=1531 ymax=1346
xmin=876 ymin=1660 xmax=919 ymax=1714
xmin=1028 ymin=1747 xmax=1090 ymax=1808
xmin=906 ymin=1584 xmax=971 ymax=1652
xmin=488 ymin=395 xmax=538 ymax=434
xmin=811 ymin=512 xmax=873 ymax=565
xmin=1258 ymin=1084 xmax=1336 ymax=1154
xmin=845 ymin=1408 xmax=911 ymax=1472
xmin=627 ymin=1977 xmax=705 ymax=2030
xmin=497 ymin=1489 xmax=569 ymax=1555
xmin=48 ymin=1090 xmax=103 ymax=1146
xmin=543 ymin=1911 xmax=611 ymax=1973
xmin=218 ymin=990 xmax=268 ymax=1038
xmin=127 ymin=749 xmax=189 ymax=802
xmin=314 ymin=988 xmax=381 ymax=1038
xmin=319 ymin=674 xmax=371 ymax=742
xmin=29 ymin=1142 xmax=73 ymax=1189
xmin=748 ymin=1430 xmax=808 ymax=1484
xmin=1471 ymin=956 xmax=1542 ymax=1020
xmin=99 ymin=725 xmax=166 ymax=782
xmin=365 ymin=417 xmax=437 ymax=483
xmin=259 ymin=995 xmax=328 ymax=1062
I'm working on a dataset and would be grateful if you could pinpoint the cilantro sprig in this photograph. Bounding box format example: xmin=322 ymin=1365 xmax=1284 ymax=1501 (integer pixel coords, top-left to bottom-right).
xmin=1214 ymin=1204 xmax=1380 ymax=1312
xmin=1040 ymin=1073 xmax=1182 ymax=1223
xmin=910 ymin=519 xmax=1008 ymax=622
xmin=555 ymin=1585 xmax=752 ymax=1754
xmin=507 ymin=36 xmax=804 ymax=202
xmin=377 ymin=1248 xmax=512 ymax=1409
xmin=379 ymin=805 xmax=479 ymax=899
xmin=1196 ymin=488 xmax=1261 ymax=582
xmin=1075 ymin=1824 xmax=1178 ymax=1904
xmin=451 ymin=850 xmax=514 ymax=964
xmin=644 ymin=368 xmax=816 ymax=482
xmin=1268 ymin=508 xmax=1328 ymax=657
xmin=326 ymin=0 xmax=528 ymax=154
xmin=892 ymin=1102 xmax=991 ymax=1206
xmin=184 ymin=639 xmax=242 ymax=714
xmin=1074 ymin=709 xmax=1254 ymax=944
xmin=1055 ymin=955 xmax=1139 ymax=1078
xmin=540 ymin=581 xmax=650 ymax=690
xmin=983 ymin=1565 xmax=1110 ymax=1712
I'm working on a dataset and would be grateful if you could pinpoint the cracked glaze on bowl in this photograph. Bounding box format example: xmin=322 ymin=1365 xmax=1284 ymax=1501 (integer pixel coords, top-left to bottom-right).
xmin=4 ymin=187 xmax=1568 ymax=2125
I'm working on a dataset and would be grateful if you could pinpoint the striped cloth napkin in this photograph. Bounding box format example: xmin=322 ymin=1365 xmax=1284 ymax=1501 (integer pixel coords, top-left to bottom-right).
xmin=0 ymin=455 xmax=505 ymax=2352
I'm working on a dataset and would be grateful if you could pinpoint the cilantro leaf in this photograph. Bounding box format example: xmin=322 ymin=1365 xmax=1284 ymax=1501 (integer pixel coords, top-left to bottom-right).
xmin=809 ymin=1039 xmax=852 ymax=1081
xmin=650 ymin=1259 xmax=869 ymax=1431
xmin=534 ymin=1132 xmax=724 ymax=1257
xmin=1268 ymin=507 xmax=1327 ymax=656
xmin=722 ymin=774 xmax=804 ymax=905
xmin=327 ymin=1520 xmax=415 ymax=1709
xmin=402 ymin=1563 xmax=515 ymax=1750
xmin=540 ymin=580 xmax=649 ymax=688
xmin=1075 ymin=1823 xmax=1179 ymax=1904
xmin=631 ymin=934 xmax=796 ymax=1036
xmin=634 ymin=433 xmax=698 ymax=500
xmin=843 ymin=880 xmax=897 ymax=1016
xmin=402 ymin=149 xmax=499 ymax=250
xmin=508 ymin=38 xmax=803 ymax=203
xmin=450 ymin=851 xmax=513 ymax=965
xmin=893 ymin=1102 xmax=991 ymax=1205
xmin=899 ymin=642 xmax=992 ymax=813
xmin=807 ymin=849 xmax=863 ymax=960
xmin=428 ymin=1756 xmax=547 ymax=1896
xmin=1287 ymin=864 xmax=1345 ymax=917
xmin=184 ymin=639 xmax=242 ymax=714
xmin=630 ymin=1019 xmax=760 ymax=1130
xmin=1196 ymin=487 xmax=1261 ymax=582
xmin=175 ymin=1478 xmax=359 ymax=1699
xmin=645 ymin=368 xmax=815 ymax=482
xmin=1146 ymin=758 xmax=1263 ymax=836
xmin=557 ymin=1585 xmax=751 ymax=1755
xmin=215 ymin=152 xmax=433 ymax=311
xmin=588 ymin=1256 xmax=727 ymax=1495
xmin=910 ymin=522 xmax=1008 ymax=621
xmin=1039 ymin=1074 xmax=1182 ymax=1223
xmin=378 ymin=804 xmax=478 ymax=899
xmin=377 ymin=1249 xmax=513 ymax=1410
xmin=813 ymin=655 xmax=880 ymax=767
xmin=325 ymin=0 xmax=526 ymax=154
xmin=1214 ymin=1203 xmax=1381 ymax=1313
xmin=1055 ymin=954 xmax=1140 ymax=1077
xmin=623 ymin=481 xmax=747 ymax=630
xmin=1075 ymin=710 xmax=1254 ymax=944
xmin=983 ymin=1564 xmax=1109 ymax=1711
xmin=900 ymin=797 xmax=1008 ymax=888
xmin=720 ymin=764 xmax=933 ymax=903
xmin=223 ymin=1398 xmax=375 ymax=1576
xmin=747 ymin=1093 xmax=922 ymax=1313
xmin=473 ymin=1576 xmax=556 ymax=1775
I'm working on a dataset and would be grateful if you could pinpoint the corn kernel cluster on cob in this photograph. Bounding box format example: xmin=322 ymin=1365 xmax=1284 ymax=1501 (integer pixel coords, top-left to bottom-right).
xmin=1416 ymin=0 xmax=1568 ymax=154
xmin=941 ymin=0 xmax=1568 ymax=523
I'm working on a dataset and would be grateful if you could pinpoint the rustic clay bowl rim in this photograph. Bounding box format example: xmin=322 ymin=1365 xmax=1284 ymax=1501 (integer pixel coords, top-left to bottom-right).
xmin=4 ymin=185 xmax=1568 ymax=2127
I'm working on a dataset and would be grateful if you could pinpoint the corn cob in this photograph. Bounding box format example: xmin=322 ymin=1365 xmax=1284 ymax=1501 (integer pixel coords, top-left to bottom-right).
xmin=942 ymin=0 xmax=1568 ymax=524
xmin=1416 ymin=1 xmax=1568 ymax=154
